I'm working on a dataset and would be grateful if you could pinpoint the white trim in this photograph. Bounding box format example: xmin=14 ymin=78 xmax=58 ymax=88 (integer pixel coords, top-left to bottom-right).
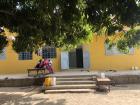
xmin=105 ymin=44 xmax=134 ymax=55
xmin=0 ymin=48 xmax=6 ymax=60
xmin=61 ymin=51 xmax=69 ymax=70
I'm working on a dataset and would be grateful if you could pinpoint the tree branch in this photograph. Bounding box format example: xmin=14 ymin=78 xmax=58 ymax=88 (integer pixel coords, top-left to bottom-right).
xmin=0 ymin=10 xmax=14 ymax=16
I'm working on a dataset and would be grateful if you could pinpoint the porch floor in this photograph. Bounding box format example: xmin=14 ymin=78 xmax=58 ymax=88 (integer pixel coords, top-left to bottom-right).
xmin=0 ymin=70 xmax=140 ymax=79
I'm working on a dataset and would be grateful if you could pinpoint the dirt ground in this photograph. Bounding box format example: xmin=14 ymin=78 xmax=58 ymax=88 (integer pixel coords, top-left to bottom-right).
xmin=0 ymin=84 xmax=140 ymax=105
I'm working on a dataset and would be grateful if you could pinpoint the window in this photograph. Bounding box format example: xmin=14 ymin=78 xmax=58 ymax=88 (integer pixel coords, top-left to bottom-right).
xmin=42 ymin=47 xmax=56 ymax=58
xmin=105 ymin=44 xmax=134 ymax=55
xmin=19 ymin=52 xmax=32 ymax=60
xmin=0 ymin=48 xmax=6 ymax=60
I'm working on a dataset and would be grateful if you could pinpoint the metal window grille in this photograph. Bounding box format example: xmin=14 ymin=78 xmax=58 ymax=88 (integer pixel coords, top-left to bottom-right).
xmin=19 ymin=52 xmax=32 ymax=60
xmin=42 ymin=47 xmax=56 ymax=58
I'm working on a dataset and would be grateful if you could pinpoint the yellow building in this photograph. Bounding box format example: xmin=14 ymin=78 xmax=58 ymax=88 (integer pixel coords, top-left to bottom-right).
xmin=1 ymin=35 xmax=140 ymax=74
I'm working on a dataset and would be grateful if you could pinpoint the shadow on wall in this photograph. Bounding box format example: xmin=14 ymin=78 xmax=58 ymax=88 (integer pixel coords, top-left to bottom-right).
xmin=0 ymin=93 xmax=66 ymax=105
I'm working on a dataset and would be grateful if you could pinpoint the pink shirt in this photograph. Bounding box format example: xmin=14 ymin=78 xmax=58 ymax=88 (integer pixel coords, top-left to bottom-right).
xmin=43 ymin=59 xmax=49 ymax=66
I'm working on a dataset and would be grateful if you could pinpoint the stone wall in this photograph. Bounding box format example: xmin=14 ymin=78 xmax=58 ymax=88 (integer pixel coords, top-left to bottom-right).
xmin=108 ymin=75 xmax=140 ymax=84
xmin=0 ymin=77 xmax=45 ymax=87
xmin=1 ymin=74 xmax=140 ymax=87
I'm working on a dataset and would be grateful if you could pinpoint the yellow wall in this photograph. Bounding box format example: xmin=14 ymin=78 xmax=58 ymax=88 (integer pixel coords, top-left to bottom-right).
xmin=88 ymin=36 xmax=140 ymax=71
xmin=0 ymin=44 xmax=61 ymax=74
xmin=1 ymin=36 xmax=140 ymax=74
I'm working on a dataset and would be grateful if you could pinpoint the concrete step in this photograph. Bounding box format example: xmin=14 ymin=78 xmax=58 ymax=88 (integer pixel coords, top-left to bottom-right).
xmin=46 ymin=84 xmax=96 ymax=90
xmin=56 ymin=77 xmax=96 ymax=81
xmin=56 ymin=80 xmax=96 ymax=85
xmin=45 ymin=89 xmax=95 ymax=93
xmin=55 ymin=75 xmax=97 ymax=78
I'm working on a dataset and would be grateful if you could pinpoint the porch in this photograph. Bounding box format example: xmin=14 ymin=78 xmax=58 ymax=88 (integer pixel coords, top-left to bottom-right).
xmin=1 ymin=70 xmax=140 ymax=79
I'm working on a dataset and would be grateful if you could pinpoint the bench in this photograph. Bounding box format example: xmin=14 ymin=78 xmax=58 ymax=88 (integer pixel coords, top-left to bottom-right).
xmin=27 ymin=68 xmax=49 ymax=76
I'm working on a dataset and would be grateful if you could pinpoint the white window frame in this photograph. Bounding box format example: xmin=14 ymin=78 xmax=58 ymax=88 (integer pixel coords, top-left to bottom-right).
xmin=105 ymin=44 xmax=134 ymax=55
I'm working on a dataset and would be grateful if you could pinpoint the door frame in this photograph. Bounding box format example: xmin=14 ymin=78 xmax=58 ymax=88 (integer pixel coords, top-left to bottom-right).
xmin=61 ymin=47 xmax=90 ymax=70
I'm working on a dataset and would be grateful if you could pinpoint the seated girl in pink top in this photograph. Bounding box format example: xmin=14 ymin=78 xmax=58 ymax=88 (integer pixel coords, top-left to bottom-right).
xmin=42 ymin=59 xmax=54 ymax=73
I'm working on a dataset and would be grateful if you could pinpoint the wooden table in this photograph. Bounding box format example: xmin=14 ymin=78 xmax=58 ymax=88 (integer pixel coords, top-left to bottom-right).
xmin=96 ymin=77 xmax=111 ymax=92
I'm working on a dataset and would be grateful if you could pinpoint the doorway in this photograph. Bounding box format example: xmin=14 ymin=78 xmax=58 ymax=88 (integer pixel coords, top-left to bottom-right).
xmin=69 ymin=48 xmax=83 ymax=69
xmin=61 ymin=47 xmax=90 ymax=70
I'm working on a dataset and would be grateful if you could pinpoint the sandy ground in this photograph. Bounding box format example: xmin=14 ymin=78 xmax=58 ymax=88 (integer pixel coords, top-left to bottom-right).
xmin=0 ymin=84 xmax=140 ymax=105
